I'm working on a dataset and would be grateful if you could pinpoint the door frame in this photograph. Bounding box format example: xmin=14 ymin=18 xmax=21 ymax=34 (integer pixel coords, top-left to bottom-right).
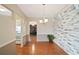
xmin=28 ymin=21 xmax=37 ymax=42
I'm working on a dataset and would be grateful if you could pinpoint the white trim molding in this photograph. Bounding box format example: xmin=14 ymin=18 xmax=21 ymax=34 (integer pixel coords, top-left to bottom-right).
xmin=0 ymin=39 xmax=16 ymax=48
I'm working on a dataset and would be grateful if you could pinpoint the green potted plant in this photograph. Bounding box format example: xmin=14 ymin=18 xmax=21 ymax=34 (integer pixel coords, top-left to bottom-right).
xmin=47 ymin=34 xmax=55 ymax=43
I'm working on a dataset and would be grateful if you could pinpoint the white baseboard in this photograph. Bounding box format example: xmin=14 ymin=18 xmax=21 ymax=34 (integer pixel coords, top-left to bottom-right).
xmin=16 ymin=39 xmax=21 ymax=44
xmin=53 ymin=40 xmax=70 ymax=55
xmin=37 ymin=40 xmax=49 ymax=42
xmin=16 ymin=40 xmax=21 ymax=44
xmin=0 ymin=39 xmax=16 ymax=48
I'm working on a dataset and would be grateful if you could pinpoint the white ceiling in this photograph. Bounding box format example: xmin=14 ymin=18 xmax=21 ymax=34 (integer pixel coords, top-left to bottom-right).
xmin=17 ymin=4 xmax=69 ymax=18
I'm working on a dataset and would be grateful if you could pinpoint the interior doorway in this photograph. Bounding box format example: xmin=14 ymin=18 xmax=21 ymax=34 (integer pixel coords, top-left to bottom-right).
xmin=29 ymin=21 xmax=37 ymax=43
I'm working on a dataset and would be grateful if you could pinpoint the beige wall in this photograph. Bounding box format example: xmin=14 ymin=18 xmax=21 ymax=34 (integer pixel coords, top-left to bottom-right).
xmin=0 ymin=14 xmax=16 ymax=48
xmin=27 ymin=17 xmax=55 ymax=41
xmin=0 ymin=4 xmax=27 ymax=47
xmin=27 ymin=17 xmax=54 ymax=34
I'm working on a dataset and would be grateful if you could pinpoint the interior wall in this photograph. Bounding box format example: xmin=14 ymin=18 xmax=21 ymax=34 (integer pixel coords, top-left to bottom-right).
xmin=21 ymin=18 xmax=27 ymax=37
xmin=6 ymin=4 xmax=28 ymax=37
xmin=37 ymin=18 xmax=54 ymax=41
xmin=0 ymin=13 xmax=16 ymax=48
xmin=14 ymin=12 xmax=27 ymax=44
xmin=15 ymin=14 xmax=22 ymax=44
xmin=53 ymin=4 xmax=79 ymax=55
xmin=27 ymin=17 xmax=54 ymax=41
xmin=21 ymin=17 xmax=28 ymax=45
xmin=3 ymin=4 xmax=28 ymax=37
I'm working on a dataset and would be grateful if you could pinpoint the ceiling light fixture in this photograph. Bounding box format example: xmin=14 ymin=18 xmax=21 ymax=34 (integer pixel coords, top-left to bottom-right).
xmin=39 ymin=4 xmax=48 ymax=24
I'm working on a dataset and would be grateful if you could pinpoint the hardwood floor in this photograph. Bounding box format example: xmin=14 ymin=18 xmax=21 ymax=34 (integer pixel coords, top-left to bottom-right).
xmin=16 ymin=42 xmax=67 ymax=55
xmin=30 ymin=35 xmax=37 ymax=43
xmin=16 ymin=35 xmax=67 ymax=55
xmin=0 ymin=35 xmax=67 ymax=55
xmin=0 ymin=41 xmax=16 ymax=55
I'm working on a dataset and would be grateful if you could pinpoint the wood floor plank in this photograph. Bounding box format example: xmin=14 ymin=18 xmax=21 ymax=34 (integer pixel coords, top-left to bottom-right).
xmin=16 ymin=42 xmax=67 ymax=55
xmin=0 ymin=35 xmax=67 ymax=55
xmin=16 ymin=35 xmax=67 ymax=55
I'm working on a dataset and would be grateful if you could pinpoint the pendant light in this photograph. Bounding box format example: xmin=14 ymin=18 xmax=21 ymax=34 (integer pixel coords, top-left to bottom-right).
xmin=39 ymin=4 xmax=48 ymax=24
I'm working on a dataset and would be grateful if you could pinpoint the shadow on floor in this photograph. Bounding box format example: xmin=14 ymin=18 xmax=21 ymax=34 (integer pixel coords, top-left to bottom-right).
xmin=0 ymin=41 xmax=16 ymax=55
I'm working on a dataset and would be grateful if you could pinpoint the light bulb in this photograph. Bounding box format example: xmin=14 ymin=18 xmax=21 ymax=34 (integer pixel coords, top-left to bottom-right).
xmin=39 ymin=20 xmax=43 ymax=23
xmin=44 ymin=19 xmax=48 ymax=23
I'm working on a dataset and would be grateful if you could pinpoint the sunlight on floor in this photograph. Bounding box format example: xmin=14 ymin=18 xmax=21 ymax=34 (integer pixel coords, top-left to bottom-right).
xmin=31 ymin=44 xmax=35 ymax=54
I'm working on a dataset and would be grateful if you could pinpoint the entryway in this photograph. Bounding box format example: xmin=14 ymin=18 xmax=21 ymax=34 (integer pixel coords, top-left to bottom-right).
xmin=29 ymin=21 xmax=37 ymax=43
